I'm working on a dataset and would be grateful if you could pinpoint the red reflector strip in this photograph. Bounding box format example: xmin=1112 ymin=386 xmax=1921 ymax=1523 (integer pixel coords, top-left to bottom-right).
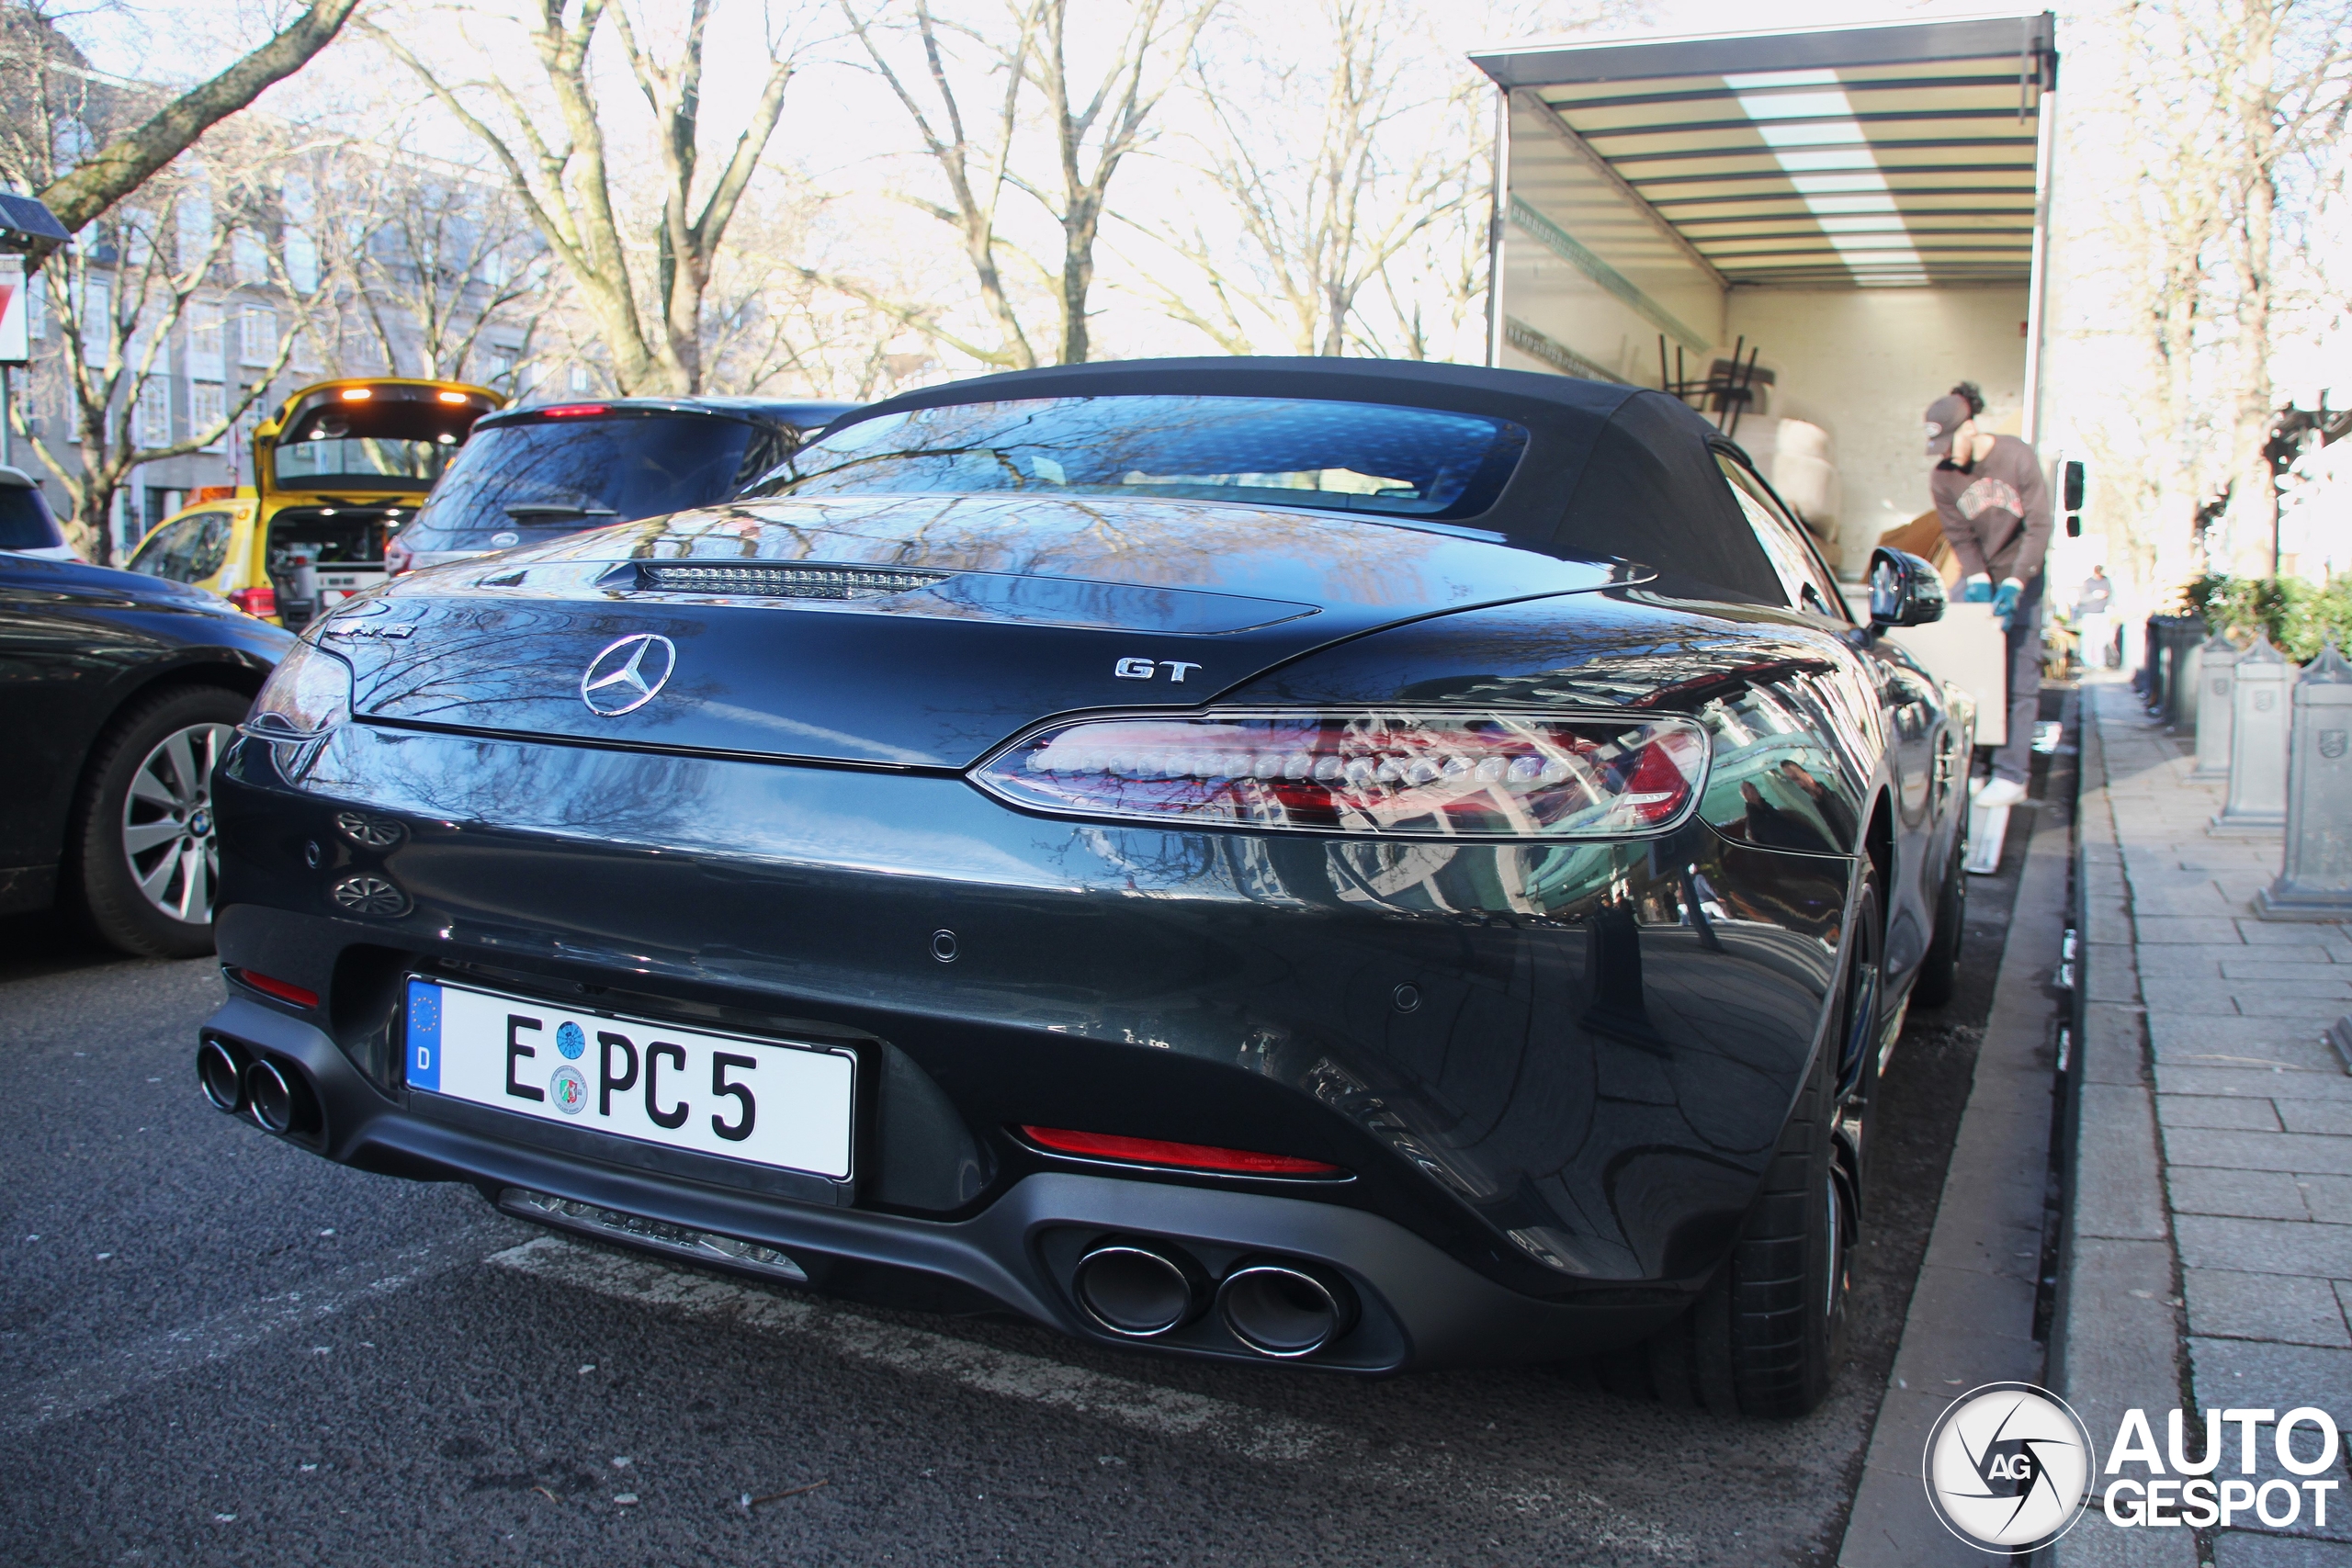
xmin=237 ymin=969 xmax=319 ymax=1009
xmin=538 ymin=403 xmax=609 ymax=418
xmin=1020 ymin=1125 xmax=1341 ymax=1177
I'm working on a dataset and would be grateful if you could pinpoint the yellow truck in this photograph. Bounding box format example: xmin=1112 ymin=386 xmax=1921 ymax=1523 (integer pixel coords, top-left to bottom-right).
xmin=122 ymin=376 xmax=503 ymax=627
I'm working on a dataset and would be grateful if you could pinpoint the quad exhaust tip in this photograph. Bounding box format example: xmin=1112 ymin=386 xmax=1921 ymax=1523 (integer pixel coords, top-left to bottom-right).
xmin=1216 ymin=1260 xmax=1359 ymax=1359
xmin=198 ymin=1037 xmax=246 ymax=1114
xmin=1071 ymin=1242 xmax=1207 ymax=1338
xmin=199 ymin=1037 xmax=320 ymax=1138
xmin=1072 ymin=1241 xmax=1359 ymax=1358
xmin=245 ymin=1058 xmax=301 ymax=1134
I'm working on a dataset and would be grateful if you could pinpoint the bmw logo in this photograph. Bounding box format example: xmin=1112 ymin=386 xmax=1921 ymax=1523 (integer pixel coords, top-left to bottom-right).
xmin=549 ymin=1066 xmax=587 ymax=1114
xmin=557 ymin=1021 xmax=586 ymax=1060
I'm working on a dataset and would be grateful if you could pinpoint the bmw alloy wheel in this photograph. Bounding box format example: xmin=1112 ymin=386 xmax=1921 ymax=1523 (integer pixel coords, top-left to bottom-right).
xmin=119 ymin=721 xmax=234 ymax=924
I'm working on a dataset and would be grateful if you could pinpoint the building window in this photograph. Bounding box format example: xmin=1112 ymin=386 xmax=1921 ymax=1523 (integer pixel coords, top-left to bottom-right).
xmin=567 ymin=363 xmax=592 ymax=393
xmin=175 ymin=179 xmax=214 ymax=269
xmin=130 ymin=323 xmax=170 ymax=378
xmin=231 ymin=230 xmax=268 ymax=286
xmin=77 ymin=276 xmax=109 ymax=367
xmin=238 ymin=307 xmax=275 ymax=367
xmin=280 ymin=172 xmax=316 ymax=227
xmin=285 ymin=229 xmax=319 ymax=295
xmin=189 ymin=380 xmax=226 ymax=451
xmin=486 ymin=346 xmax=516 ymax=382
xmin=136 ymin=380 xmax=173 ymax=447
xmin=187 ymin=303 xmax=224 ymax=376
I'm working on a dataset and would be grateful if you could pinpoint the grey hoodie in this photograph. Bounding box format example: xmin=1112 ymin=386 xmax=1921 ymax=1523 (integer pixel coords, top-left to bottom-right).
xmin=1929 ymin=433 xmax=2052 ymax=584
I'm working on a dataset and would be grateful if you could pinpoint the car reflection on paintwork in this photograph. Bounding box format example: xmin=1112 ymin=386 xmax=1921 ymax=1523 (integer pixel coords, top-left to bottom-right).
xmin=200 ymin=357 xmax=1969 ymax=1417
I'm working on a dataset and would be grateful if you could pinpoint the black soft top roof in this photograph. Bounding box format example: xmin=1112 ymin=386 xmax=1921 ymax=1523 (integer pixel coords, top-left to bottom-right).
xmin=825 ymin=357 xmax=1781 ymax=604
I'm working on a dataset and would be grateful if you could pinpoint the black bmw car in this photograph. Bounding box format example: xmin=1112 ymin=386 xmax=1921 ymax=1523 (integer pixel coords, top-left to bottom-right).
xmin=0 ymin=550 xmax=292 ymax=955
xmin=197 ymin=358 xmax=1969 ymax=1416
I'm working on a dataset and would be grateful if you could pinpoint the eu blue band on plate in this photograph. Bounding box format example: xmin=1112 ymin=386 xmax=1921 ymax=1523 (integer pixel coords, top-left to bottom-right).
xmin=406 ymin=978 xmax=441 ymax=1091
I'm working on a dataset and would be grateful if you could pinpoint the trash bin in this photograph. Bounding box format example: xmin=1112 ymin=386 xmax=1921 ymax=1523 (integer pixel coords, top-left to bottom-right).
xmin=2143 ymin=615 xmax=2207 ymax=726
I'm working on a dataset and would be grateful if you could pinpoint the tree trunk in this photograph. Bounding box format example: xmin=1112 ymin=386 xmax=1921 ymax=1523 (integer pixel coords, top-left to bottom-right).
xmin=77 ymin=426 xmax=121 ymax=565
xmin=2231 ymin=0 xmax=2279 ymax=578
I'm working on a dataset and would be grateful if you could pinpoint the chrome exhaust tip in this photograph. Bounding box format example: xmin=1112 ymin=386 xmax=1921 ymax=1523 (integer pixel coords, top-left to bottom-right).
xmin=1071 ymin=1241 xmax=1207 ymax=1338
xmin=1216 ymin=1260 xmax=1358 ymax=1359
xmin=243 ymin=1057 xmax=317 ymax=1136
xmin=198 ymin=1037 xmax=246 ymax=1114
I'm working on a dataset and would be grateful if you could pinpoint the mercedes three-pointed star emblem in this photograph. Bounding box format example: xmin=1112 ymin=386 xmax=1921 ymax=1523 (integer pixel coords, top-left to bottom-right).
xmin=579 ymin=633 xmax=677 ymax=716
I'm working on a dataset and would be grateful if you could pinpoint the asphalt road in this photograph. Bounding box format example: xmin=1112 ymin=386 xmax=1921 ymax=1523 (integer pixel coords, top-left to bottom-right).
xmin=0 ymin=805 xmax=2037 ymax=1567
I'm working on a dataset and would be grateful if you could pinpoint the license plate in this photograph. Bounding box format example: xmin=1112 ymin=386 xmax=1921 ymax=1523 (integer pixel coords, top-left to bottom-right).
xmin=403 ymin=977 xmax=855 ymax=1179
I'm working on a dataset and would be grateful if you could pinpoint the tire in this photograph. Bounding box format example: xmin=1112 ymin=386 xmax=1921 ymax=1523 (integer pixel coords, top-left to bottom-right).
xmin=1911 ymin=831 xmax=1967 ymax=1010
xmin=69 ymin=684 xmax=249 ymax=959
xmin=1612 ymin=874 xmax=1875 ymax=1418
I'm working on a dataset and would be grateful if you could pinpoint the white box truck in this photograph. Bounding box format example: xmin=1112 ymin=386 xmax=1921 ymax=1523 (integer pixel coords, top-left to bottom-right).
xmin=1471 ymin=11 xmax=2059 ymax=747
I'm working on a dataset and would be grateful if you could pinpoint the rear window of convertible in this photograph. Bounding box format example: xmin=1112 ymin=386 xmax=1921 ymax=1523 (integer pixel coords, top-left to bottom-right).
xmin=760 ymin=395 xmax=1528 ymax=520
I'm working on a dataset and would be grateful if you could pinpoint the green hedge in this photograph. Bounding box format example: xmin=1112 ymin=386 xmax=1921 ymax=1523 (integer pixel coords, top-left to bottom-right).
xmin=2179 ymin=575 xmax=2352 ymax=662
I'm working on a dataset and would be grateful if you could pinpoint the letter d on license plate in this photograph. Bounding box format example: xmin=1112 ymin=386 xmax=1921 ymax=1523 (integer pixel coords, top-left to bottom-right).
xmin=403 ymin=977 xmax=855 ymax=1179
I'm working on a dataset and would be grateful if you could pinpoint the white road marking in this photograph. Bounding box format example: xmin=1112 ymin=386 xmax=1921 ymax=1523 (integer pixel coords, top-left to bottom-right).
xmin=492 ymin=1236 xmax=1696 ymax=1551
xmin=489 ymin=1235 xmax=1341 ymax=1462
xmin=2 ymin=1230 xmax=503 ymax=1437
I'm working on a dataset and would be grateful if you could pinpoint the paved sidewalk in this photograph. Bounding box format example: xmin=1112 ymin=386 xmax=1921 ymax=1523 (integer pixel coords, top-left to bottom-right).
xmin=2058 ymin=678 xmax=2352 ymax=1567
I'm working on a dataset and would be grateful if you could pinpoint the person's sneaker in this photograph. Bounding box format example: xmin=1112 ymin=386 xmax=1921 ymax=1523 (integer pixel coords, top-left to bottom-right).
xmin=1972 ymin=776 xmax=2029 ymax=809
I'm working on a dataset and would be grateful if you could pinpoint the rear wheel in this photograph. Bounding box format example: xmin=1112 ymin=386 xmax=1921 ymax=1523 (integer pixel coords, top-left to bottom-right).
xmin=1911 ymin=831 xmax=1967 ymax=1010
xmin=1608 ymin=874 xmax=1877 ymax=1417
xmin=71 ymin=684 xmax=248 ymax=959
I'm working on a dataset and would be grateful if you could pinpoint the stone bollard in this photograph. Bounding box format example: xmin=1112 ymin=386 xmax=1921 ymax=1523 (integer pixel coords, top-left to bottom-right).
xmin=2257 ymin=644 xmax=2352 ymax=919
xmin=2193 ymin=634 xmax=2241 ymax=778
xmin=2211 ymin=634 xmax=2291 ymax=833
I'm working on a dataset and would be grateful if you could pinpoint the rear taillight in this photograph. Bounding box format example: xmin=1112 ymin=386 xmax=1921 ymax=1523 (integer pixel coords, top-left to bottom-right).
xmin=227 ymin=585 xmax=277 ymax=618
xmin=384 ymin=537 xmax=413 ymax=578
xmin=234 ymin=969 xmax=319 ymax=1009
xmin=1020 ymin=1126 xmax=1342 ymax=1177
xmin=971 ymin=710 xmax=1706 ymax=840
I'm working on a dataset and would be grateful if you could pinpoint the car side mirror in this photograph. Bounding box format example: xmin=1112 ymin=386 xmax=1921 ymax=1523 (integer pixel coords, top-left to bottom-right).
xmin=1868 ymin=547 xmax=1946 ymax=631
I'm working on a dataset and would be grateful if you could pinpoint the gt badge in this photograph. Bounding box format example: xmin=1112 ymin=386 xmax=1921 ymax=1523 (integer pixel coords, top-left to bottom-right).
xmin=581 ymin=633 xmax=676 ymax=716
xmin=1114 ymin=657 xmax=1203 ymax=682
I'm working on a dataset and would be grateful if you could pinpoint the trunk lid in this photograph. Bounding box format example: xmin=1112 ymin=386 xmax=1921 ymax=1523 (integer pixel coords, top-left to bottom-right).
xmin=334 ymin=493 xmax=1624 ymax=770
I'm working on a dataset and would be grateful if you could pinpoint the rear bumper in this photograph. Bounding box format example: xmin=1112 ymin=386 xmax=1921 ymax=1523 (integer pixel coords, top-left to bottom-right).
xmin=208 ymin=720 xmax=1860 ymax=1365
xmin=199 ymin=991 xmax=1677 ymax=1371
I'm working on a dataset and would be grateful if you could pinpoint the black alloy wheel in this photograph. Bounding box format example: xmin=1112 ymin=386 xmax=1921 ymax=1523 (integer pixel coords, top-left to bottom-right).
xmin=71 ymin=684 xmax=252 ymax=959
xmin=1910 ymin=830 xmax=1967 ymax=1010
xmin=1603 ymin=870 xmax=1878 ymax=1418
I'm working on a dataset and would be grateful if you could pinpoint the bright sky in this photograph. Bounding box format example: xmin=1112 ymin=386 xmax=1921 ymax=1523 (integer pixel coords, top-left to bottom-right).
xmin=71 ymin=0 xmax=2044 ymax=126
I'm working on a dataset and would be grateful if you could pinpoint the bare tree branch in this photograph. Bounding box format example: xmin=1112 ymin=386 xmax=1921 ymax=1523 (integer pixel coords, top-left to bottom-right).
xmin=30 ymin=0 xmax=362 ymax=258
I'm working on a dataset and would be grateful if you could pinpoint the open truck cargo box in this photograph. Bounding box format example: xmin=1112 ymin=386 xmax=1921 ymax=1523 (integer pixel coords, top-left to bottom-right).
xmin=1472 ymin=11 xmax=2058 ymax=746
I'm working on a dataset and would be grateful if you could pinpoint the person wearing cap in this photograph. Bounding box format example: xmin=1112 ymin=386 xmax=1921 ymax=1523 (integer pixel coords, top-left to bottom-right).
xmin=1924 ymin=381 xmax=2052 ymax=810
